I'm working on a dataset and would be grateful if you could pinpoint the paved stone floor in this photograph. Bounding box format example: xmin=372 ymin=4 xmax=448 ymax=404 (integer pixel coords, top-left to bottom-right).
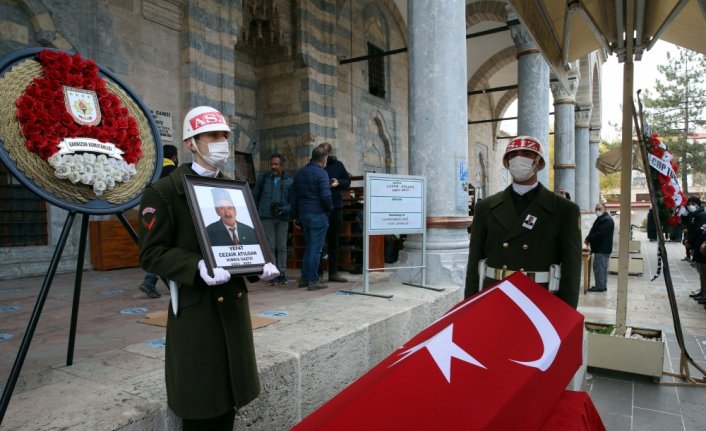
xmin=578 ymin=230 xmax=706 ymax=431
xmin=1 ymin=229 xmax=706 ymax=430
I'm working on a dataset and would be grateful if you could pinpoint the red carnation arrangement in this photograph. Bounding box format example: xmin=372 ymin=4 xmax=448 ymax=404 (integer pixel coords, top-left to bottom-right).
xmin=646 ymin=133 xmax=686 ymax=226
xmin=13 ymin=50 xmax=143 ymax=195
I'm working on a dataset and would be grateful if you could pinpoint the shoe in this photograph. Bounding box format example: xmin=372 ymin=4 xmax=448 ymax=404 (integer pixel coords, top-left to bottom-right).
xmin=689 ymin=291 xmax=703 ymax=298
xmin=139 ymin=282 xmax=161 ymax=298
xmin=682 ymin=257 xmax=691 ymax=261
xmin=587 ymin=286 xmax=607 ymax=292
xmin=277 ymin=275 xmax=288 ymax=285
xmin=328 ymin=273 xmax=348 ymax=282
xmin=297 ymin=278 xmax=308 ymax=288
xmin=268 ymin=279 xmax=278 ymax=286
xmin=698 ymin=298 xmax=706 ymax=305
xmin=306 ymin=280 xmax=328 ymax=291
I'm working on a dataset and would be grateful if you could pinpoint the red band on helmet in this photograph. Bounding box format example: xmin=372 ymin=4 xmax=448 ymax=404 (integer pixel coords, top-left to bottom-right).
xmin=189 ymin=111 xmax=227 ymax=131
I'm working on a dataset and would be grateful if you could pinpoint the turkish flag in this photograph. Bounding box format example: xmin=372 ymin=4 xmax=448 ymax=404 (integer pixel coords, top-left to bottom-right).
xmin=292 ymin=273 xmax=585 ymax=431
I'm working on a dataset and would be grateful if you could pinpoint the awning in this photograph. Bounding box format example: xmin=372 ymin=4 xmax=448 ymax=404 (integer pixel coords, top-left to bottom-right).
xmin=595 ymin=141 xmax=644 ymax=175
xmin=509 ymin=0 xmax=706 ymax=90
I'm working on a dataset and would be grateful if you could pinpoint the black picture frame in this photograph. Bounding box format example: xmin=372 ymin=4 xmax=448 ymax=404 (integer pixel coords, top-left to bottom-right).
xmin=182 ymin=174 xmax=273 ymax=275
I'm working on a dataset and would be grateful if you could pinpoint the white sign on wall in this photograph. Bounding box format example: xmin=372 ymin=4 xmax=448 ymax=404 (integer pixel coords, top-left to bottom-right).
xmin=149 ymin=109 xmax=174 ymax=141
xmin=365 ymin=173 xmax=426 ymax=235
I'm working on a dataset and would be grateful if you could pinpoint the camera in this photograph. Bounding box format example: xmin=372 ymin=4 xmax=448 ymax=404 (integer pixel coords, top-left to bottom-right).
xmin=271 ymin=203 xmax=283 ymax=216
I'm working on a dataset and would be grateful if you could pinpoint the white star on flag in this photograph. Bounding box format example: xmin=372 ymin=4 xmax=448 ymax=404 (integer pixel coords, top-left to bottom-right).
xmin=390 ymin=323 xmax=485 ymax=383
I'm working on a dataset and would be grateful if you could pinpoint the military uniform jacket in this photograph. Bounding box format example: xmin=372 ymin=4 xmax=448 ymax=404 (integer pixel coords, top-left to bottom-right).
xmin=465 ymin=183 xmax=582 ymax=308
xmin=138 ymin=163 xmax=260 ymax=419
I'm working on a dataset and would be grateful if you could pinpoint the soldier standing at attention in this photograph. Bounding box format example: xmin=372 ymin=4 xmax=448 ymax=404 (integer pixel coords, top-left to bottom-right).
xmin=138 ymin=106 xmax=279 ymax=430
xmin=465 ymin=136 xmax=582 ymax=308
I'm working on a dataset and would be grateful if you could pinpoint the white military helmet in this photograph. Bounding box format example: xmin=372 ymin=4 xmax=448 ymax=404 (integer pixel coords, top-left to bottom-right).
xmin=182 ymin=106 xmax=231 ymax=140
xmin=502 ymin=136 xmax=546 ymax=170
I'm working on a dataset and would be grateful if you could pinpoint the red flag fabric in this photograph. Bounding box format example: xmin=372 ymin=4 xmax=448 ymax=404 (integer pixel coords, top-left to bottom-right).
xmin=540 ymin=390 xmax=606 ymax=431
xmin=292 ymin=273 xmax=585 ymax=431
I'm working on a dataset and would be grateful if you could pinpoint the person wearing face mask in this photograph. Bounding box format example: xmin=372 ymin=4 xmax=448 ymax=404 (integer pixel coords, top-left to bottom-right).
xmin=683 ymin=196 xmax=706 ymax=302
xmin=584 ymin=203 xmax=615 ymax=293
xmin=138 ymin=106 xmax=279 ymax=430
xmin=465 ymin=136 xmax=582 ymax=308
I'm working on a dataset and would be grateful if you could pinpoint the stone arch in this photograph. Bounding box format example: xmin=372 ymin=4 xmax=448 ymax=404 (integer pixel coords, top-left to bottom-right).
xmin=13 ymin=0 xmax=75 ymax=50
xmin=589 ymin=54 xmax=602 ymax=132
xmin=466 ymin=1 xmax=509 ymax=27
xmin=363 ymin=110 xmax=393 ymax=173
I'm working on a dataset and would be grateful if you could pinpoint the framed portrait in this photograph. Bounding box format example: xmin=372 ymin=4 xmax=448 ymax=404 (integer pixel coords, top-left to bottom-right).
xmin=182 ymin=175 xmax=273 ymax=275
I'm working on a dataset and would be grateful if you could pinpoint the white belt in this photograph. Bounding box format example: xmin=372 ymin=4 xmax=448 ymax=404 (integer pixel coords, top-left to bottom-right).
xmin=485 ymin=266 xmax=550 ymax=283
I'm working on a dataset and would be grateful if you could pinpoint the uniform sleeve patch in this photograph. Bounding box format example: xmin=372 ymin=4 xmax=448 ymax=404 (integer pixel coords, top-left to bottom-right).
xmin=142 ymin=207 xmax=157 ymax=230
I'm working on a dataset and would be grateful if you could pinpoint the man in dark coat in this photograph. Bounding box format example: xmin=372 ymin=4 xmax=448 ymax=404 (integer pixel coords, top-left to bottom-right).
xmin=205 ymin=188 xmax=258 ymax=246
xmin=465 ymin=136 xmax=582 ymax=308
xmin=684 ymin=197 xmax=706 ymax=302
xmin=319 ymin=142 xmax=351 ymax=282
xmin=139 ymin=106 xmax=278 ymax=430
xmin=585 ymin=202 xmax=615 ymax=292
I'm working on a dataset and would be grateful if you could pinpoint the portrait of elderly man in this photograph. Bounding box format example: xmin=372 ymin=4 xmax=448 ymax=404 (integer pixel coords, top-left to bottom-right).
xmin=206 ymin=188 xmax=258 ymax=246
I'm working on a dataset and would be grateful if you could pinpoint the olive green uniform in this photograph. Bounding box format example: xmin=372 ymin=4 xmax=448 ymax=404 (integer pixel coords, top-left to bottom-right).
xmin=465 ymin=183 xmax=582 ymax=308
xmin=138 ymin=163 xmax=259 ymax=419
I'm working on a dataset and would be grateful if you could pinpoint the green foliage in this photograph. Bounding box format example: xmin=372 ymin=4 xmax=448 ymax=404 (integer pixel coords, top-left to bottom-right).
xmin=598 ymin=140 xmax=621 ymax=201
xmin=642 ymin=47 xmax=706 ymax=193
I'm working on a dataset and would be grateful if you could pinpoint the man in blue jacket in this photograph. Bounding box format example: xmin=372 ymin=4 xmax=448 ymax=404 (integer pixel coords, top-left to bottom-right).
xmin=291 ymin=146 xmax=332 ymax=291
xmin=585 ymin=202 xmax=615 ymax=292
xmin=319 ymin=142 xmax=351 ymax=282
xmin=253 ymin=153 xmax=293 ymax=285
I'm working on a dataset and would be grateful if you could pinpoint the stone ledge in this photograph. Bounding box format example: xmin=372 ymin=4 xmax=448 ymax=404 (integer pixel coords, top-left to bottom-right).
xmin=3 ymin=281 xmax=463 ymax=430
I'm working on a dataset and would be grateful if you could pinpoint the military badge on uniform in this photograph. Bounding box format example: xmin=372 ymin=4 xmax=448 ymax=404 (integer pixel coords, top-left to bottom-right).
xmin=142 ymin=206 xmax=156 ymax=230
xmin=522 ymin=214 xmax=537 ymax=229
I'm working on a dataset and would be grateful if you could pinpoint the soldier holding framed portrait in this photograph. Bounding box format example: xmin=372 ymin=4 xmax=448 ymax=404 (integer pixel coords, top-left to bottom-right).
xmin=138 ymin=106 xmax=278 ymax=430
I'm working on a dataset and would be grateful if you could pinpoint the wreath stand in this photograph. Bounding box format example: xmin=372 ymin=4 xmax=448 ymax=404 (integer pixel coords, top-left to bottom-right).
xmin=0 ymin=47 xmax=162 ymax=424
xmin=634 ymin=91 xmax=706 ymax=387
xmin=0 ymin=210 xmax=146 ymax=423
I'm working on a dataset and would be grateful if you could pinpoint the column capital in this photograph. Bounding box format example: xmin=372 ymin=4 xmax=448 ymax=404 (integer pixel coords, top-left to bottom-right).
xmin=575 ymin=104 xmax=592 ymax=127
xmin=550 ymin=73 xmax=578 ymax=104
xmin=509 ymin=22 xmax=538 ymax=54
xmin=589 ymin=129 xmax=602 ymax=143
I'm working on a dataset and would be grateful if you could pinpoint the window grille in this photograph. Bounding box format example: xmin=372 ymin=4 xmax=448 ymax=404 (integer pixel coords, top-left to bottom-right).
xmin=367 ymin=43 xmax=386 ymax=98
xmin=0 ymin=162 xmax=48 ymax=247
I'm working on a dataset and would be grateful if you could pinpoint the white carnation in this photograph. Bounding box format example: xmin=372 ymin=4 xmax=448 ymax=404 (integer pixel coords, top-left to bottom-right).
xmin=55 ymin=165 xmax=71 ymax=179
xmin=97 ymin=154 xmax=107 ymax=163
xmin=80 ymin=172 xmax=92 ymax=185
xmin=93 ymin=180 xmax=107 ymax=195
xmin=106 ymin=178 xmax=115 ymax=189
xmin=62 ymin=154 xmax=74 ymax=166
xmin=48 ymin=153 xmax=62 ymax=168
xmin=74 ymin=154 xmax=84 ymax=164
xmin=68 ymin=172 xmax=81 ymax=184
xmin=83 ymin=153 xmax=96 ymax=164
xmin=127 ymin=163 xmax=137 ymax=175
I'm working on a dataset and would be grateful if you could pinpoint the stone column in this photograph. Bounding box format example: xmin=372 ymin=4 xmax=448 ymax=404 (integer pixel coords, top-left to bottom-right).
xmin=589 ymin=129 xmax=601 ymax=208
xmin=398 ymin=0 xmax=470 ymax=286
xmin=550 ymin=76 xmax=578 ymax=197
xmin=511 ymin=20 xmax=550 ymax=186
xmin=574 ymin=105 xmax=592 ymax=211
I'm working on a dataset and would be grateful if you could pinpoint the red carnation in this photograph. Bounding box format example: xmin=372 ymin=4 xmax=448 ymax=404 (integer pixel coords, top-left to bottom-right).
xmin=664 ymin=196 xmax=676 ymax=209
xmin=668 ymin=215 xmax=681 ymax=226
xmin=652 ymin=147 xmax=665 ymax=158
xmin=661 ymin=184 xmax=676 ymax=197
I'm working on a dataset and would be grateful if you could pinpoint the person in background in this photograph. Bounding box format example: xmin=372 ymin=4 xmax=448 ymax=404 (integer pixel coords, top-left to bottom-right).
xmin=319 ymin=142 xmax=351 ymax=282
xmin=465 ymin=136 xmax=582 ymax=308
xmin=291 ymin=146 xmax=332 ymax=291
xmin=585 ymin=202 xmax=615 ymax=293
xmin=138 ymin=144 xmax=178 ymax=298
xmin=138 ymin=106 xmax=278 ymax=430
xmin=684 ymin=197 xmax=706 ymax=302
xmin=253 ymin=153 xmax=293 ymax=286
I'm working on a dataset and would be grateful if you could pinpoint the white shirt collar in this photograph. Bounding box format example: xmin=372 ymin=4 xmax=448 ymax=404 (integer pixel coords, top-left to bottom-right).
xmin=191 ymin=161 xmax=218 ymax=178
xmin=512 ymin=182 xmax=539 ymax=195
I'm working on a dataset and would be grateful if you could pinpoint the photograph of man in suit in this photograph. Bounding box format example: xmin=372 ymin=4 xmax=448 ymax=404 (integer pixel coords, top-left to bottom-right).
xmin=206 ymin=188 xmax=258 ymax=246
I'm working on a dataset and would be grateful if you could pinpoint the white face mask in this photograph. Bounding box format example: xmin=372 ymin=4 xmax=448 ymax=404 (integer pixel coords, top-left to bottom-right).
xmin=508 ymin=156 xmax=537 ymax=182
xmin=595 ymin=210 xmax=604 ymax=217
xmin=194 ymin=139 xmax=229 ymax=169
xmin=687 ymin=204 xmax=698 ymax=213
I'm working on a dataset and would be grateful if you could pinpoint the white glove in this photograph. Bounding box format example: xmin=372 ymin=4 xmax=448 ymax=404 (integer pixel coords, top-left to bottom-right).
xmin=259 ymin=262 xmax=280 ymax=281
xmin=198 ymin=259 xmax=231 ymax=286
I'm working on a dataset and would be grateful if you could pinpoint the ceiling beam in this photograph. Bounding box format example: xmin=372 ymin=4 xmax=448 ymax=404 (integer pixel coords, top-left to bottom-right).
xmin=645 ymin=0 xmax=690 ymax=51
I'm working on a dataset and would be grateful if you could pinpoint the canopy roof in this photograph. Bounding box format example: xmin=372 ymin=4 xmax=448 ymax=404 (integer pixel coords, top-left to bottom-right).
xmin=509 ymin=0 xmax=706 ymax=90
